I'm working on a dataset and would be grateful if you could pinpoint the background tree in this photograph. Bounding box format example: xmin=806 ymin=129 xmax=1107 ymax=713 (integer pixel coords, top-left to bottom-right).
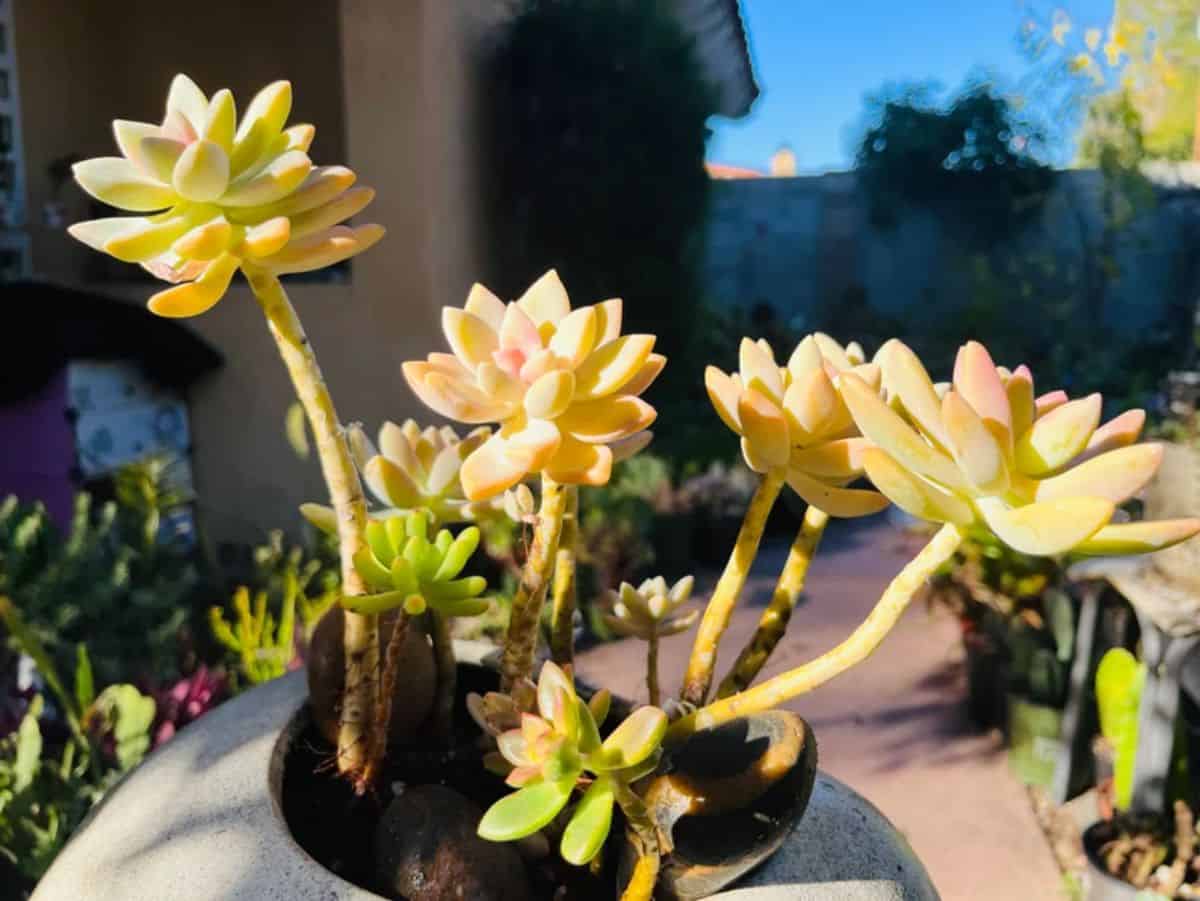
xmin=480 ymin=0 xmax=717 ymax=464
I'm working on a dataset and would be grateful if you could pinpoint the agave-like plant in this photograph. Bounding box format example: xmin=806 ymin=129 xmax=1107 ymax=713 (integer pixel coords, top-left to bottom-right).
xmin=476 ymin=662 xmax=667 ymax=867
xmin=603 ymin=576 xmax=697 ymax=706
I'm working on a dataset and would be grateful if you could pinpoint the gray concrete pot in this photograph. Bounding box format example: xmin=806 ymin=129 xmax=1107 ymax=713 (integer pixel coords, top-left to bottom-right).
xmin=33 ymin=641 xmax=938 ymax=901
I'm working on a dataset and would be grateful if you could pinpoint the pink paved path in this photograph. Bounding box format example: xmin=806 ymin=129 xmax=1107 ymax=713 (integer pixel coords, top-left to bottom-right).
xmin=575 ymin=518 xmax=1063 ymax=901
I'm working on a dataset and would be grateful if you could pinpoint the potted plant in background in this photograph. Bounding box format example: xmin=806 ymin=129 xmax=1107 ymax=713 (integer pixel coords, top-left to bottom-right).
xmin=27 ymin=73 xmax=1200 ymax=901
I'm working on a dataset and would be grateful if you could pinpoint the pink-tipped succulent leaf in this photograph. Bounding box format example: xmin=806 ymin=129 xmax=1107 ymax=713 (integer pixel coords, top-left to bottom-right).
xmin=706 ymin=334 xmax=889 ymax=517
xmin=69 ymin=74 xmax=383 ymax=317
xmin=855 ymin=339 xmax=1200 ymax=556
xmin=403 ymin=272 xmax=661 ymax=499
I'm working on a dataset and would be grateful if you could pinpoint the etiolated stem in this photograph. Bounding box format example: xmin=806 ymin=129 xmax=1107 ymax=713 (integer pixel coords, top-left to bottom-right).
xmin=615 ymin=781 xmax=660 ymax=901
xmin=246 ymin=269 xmax=379 ymax=792
xmin=429 ymin=610 xmax=456 ymax=740
xmin=500 ymin=475 xmax=568 ymax=692
xmin=647 ymin=633 xmax=660 ymax=707
xmin=668 ymin=522 xmax=964 ymax=745
xmin=716 ymin=505 xmax=829 ymax=699
xmin=680 ymin=471 xmax=785 ymax=707
xmin=549 ymin=485 xmax=580 ymax=671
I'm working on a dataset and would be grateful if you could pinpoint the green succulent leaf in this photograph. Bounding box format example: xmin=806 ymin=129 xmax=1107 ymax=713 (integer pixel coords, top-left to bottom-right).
xmin=576 ymin=697 xmax=602 ymax=755
xmin=94 ymin=684 xmax=155 ymax=771
xmin=593 ymin=706 xmax=667 ymax=772
xmin=353 ymin=547 xmax=393 ymax=590
xmin=434 ymin=527 xmax=480 ymax=581
xmin=587 ymin=689 xmax=611 ymax=728
xmin=341 ymin=589 xmax=409 ymax=615
xmin=426 ymin=576 xmax=487 ymax=601
xmin=389 ymin=557 xmax=419 ymax=596
xmin=560 ymin=777 xmax=615 ymax=866
xmin=1096 ymin=648 xmax=1144 ymax=810
xmin=429 ymin=597 xmax=489 ymax=617
xmin=477 ymin=776 xmax=575 ymax=842
xmin=366 ymin=520 xmax=394 ymax=564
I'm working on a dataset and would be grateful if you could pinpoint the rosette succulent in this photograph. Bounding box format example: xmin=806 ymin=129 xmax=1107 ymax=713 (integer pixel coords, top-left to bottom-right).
xmin=848 ymin=339 xmax=1200 ymax=556
xmin=603 ymin=575 xmax=698 ymax=641
xmin=68 ymin=74 xmax=382 ymax=317
xmin=704 ymin=334 xmax=889 ymax=517
xmin=346 ymin=510 xmax=489 ymax=618
xmin=477 ymin=662 xmax=667 ymax=866
xmin=402 ymin=271 xmax=663 ymax=500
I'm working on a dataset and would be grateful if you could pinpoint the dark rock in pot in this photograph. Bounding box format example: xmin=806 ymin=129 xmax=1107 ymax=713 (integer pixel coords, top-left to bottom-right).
xmin=621 ymin=710 xmax=818 ymax=901
xmin=307 ymin=607 xmax=437 ymax=746
xmin=373 ymin=784 xmax=529 ymax=901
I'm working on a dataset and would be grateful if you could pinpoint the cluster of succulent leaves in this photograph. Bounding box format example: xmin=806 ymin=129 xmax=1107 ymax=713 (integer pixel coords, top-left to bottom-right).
xmin=0 ymin=602 xmax=155 ymax=888
xmin=603 ymin=576 xmax=697 ymax=641
xmin=349 ymin=511 xmax=489 ymax=618
xmin=209 ymin=528 xmax=339 ymax=691
xmin=0 ymin=458 xmax=201 ymax=684
xmin=476 ymin=662 xmax=667 ymax=866
xmin=209 ymin=584 xmax=298 ymax=689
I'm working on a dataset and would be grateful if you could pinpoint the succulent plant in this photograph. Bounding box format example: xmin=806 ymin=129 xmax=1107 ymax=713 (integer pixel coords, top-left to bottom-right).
xmin=346 ymin=510 xmax=489 ymax=618
xmin=68 ymin=75 xmax=382 ymax=317
xmin=603 ymin=576 xmax=697 ymax=641
xmin=302 ymin=420 xmax=499 ymax=532
xmin=402 ymin=271 xmax=662 ymax=500
xmin=705 ymin=334 xmax=889 ymax=518
xmin=604 ymin=576 xmax=697 ymax=706
xmin=476 ymin=662 xmax=667 ymax=866
xmin=848 ymin=339 xmax=1200 ymax=556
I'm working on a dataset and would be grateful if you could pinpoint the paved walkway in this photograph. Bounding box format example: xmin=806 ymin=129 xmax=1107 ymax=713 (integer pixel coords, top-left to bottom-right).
xmin=575 ymin=517 xmax=1063 ymax=901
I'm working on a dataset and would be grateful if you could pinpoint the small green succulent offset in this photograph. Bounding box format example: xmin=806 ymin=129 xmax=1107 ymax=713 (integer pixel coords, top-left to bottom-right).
xmin=475 ymin=662 xmax=667 ymax=866
xmin=346 ymin=510 xmax=489 ymax=618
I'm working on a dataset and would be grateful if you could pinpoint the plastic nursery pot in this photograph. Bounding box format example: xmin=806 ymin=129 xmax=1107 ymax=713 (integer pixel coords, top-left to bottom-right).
xmin=1081 ymin=817 xmax=1171 ymax=901
xmin=1006 ymin=693 xmax=1064 ymax=789
xmin=963 ymin=628 xmax=1008 ymax=730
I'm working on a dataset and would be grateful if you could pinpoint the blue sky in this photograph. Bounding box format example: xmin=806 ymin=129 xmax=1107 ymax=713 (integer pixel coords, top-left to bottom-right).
xmin=708 ymin=0 xmax=1117 ymax=173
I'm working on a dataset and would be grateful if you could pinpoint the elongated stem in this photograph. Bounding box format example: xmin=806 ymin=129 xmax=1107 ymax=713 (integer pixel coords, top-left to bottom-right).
xmin=680 ymin=471 xmax=785 ymax=706
xmin=668 ymin=522 xmax=964 ymax=744
xmin=500 ymin=475 xmax=569 ymax=692
xmin=549 ymin=486 xmax=580 ymax=670
xmin=716 ymin=505 xmax=830 ymax=699
xmin=615 ymin=781 xmax=660 ymax=901
xmin=246 ymin=269 xmax=378 ymax=790
xmin=647 ymin=633 xmax=660 ymax=707
xmin=428 ymin=610 xmax=456 ymax=740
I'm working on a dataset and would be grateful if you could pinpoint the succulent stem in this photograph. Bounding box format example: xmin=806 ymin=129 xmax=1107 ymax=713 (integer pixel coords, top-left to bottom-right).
xmin=668 ymin=522 xmax=964 ymax=744
xmin=367 ymin=611 xmax=411 ymax=781
xmin=715 ymin=505 xmax=830 ymax=698
xmin=429 ymin=610 xmax=456 ymax=740
xmin=549 ymin=485 xmax=580 ymax=670
xmin=680 ymin=471 xmax=785 ymax=706
xmin=500 ymin=475 xmax=568 ymax=692
xmin=647 ymin=633 xmax=660 ymax=707
xmin=246 ymin=269 xmax=378 ymax=791
xmin=615 ymin=781 xmax=660 ymax=901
